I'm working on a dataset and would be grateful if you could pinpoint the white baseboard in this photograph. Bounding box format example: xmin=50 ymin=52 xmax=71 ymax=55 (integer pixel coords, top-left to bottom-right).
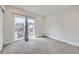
xmin=3 ymin=39 xmax=23 ymax=46
xmin=46 ymin=35 xmax=79 ymax=47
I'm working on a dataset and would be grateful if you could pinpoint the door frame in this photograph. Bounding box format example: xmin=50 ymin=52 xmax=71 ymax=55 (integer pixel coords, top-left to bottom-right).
xmin=13 ymin=13 xmax=28 ymax=41
xmin=12 ymin=12 xmax=35 ymax=41
xmin=0 ymin=7 xmax=4 ymax=51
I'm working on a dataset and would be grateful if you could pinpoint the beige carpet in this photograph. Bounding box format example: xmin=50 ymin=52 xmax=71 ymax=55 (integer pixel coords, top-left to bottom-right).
xmin=1 ymin=37 xmax=79 ymax=54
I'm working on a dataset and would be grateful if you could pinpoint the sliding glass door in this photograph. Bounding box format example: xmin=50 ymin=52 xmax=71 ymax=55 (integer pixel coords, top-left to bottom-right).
xmin=14 ymin=14 xmax=36 ymax=41
xmin=27 ymin=17 xmax=35 ymax=39
xmin=14 ymin=15 xmax=26 ymax=41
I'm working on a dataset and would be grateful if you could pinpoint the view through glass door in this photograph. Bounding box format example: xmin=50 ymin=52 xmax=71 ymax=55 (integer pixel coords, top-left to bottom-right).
xmin=27 ymin=17 xmax=35 ymax=39
xmin=14 ymin=16 xmax=26 ymax=41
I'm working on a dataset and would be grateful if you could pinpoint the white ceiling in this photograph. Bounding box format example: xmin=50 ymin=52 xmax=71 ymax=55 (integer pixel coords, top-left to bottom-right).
xmin=11 ymin=5 xmax=71 ymax=16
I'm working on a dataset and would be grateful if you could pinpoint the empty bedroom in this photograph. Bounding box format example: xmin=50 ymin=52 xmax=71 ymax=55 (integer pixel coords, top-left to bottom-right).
xmin=0 ymin=5 xmax=79 ymax=54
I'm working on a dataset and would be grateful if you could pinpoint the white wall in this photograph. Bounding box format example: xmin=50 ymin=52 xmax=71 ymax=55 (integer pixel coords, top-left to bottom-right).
xmin=45 ymin=6 xmax=79 ymax=46
xmin=4 ymin=6 xmax=44 ymax=44
xmin=35 ymin=16 xmax=45 ymax=37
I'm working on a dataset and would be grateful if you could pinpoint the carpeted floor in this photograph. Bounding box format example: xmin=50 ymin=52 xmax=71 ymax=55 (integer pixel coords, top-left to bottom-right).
xmin=1 ymin=37 xmax=79 ymax=54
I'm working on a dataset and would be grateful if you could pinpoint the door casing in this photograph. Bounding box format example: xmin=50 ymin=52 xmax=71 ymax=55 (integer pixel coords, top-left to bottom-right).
xmin=0 ymin=7 xmax=3 ymax=51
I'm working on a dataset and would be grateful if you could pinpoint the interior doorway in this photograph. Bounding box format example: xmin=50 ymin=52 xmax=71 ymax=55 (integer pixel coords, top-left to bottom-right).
xmin=27 ymin=17 xmax=35 ymax=39
xmin=14 ymin=16 xmax=26 ymax=41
